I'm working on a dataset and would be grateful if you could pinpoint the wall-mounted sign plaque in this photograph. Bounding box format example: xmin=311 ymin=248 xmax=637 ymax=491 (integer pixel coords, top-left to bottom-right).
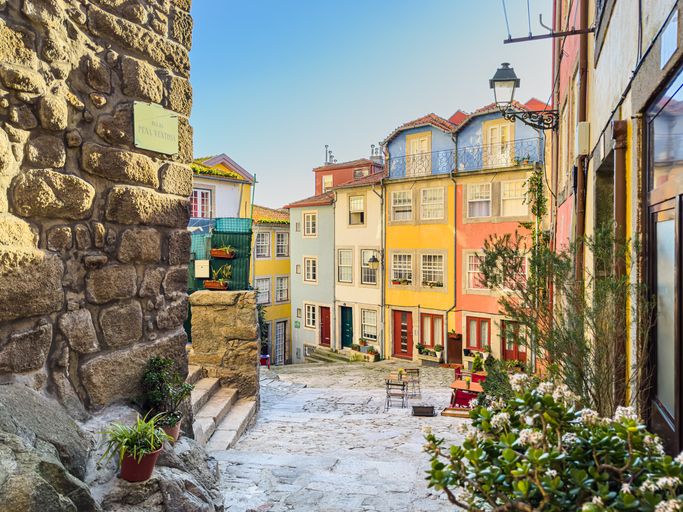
xmin=133 ymin=101 xmax=179 ymax=155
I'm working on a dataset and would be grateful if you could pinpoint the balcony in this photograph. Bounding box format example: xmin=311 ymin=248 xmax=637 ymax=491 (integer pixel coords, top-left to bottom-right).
xmin=388 ymin=149 xmax=455 ymax=179
xmin=456 ymin=137 xmax=542 ymax=172
xmin=386 ymin=137 xmax=542 ymax=179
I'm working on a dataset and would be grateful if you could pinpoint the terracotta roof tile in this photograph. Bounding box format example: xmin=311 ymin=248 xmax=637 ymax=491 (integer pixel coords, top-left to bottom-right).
xmin=252 ymin=204 xmax=289 ymax=224
xmin=383 ymin=113 xmax=456 ymax=144
xmin=448 ymin=110 xmax=469 ymax=125
xmin=284 ymin=191 xmax=334 ymax=209
xmin=524 ymin=97 xmax=550 ymax=110
xmin=312 ymin=158 xmax=381 ymax=172
xmin=333 ymin=170 xmax=385 ymax=189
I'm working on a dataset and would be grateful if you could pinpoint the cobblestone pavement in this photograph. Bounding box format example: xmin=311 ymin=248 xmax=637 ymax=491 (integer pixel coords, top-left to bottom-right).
xmin=216 ymin=361 xmax=465 ymax=512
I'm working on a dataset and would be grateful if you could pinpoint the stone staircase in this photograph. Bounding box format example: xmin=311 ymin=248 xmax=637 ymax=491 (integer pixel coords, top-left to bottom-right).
xmin=304 ymin=345 xmax=351 ymax=364
xmin=187 ymin=365 xmax=257 ymax=451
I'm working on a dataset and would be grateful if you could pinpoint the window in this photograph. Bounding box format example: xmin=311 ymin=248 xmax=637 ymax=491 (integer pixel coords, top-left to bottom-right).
xmin=391 ymin=191 xmax=412 ymax=221
xmin=322 ymin=174 xmax=333 ymax=192
xmin=337 ymin=249 xmax=352 ymax=283
xmin=255 ymin=277 xmax=270 ymax=304
xmin=421 ymin=254 xmax=444 ymax=287
xmin=468 ymin=183 xmax=491 ymax=218
xmin=501 ymin=180 xmax=527 ymax=216
xmin=391 ymin=253 xmax=412 ymax=284
xmin=190 ymin=188 xmax=212 ymax=218
xmin=275 ymin=276 xmax=289 ymax=302
xmin=303 ymin=212 xmax=317 ymax=237
xmin=421 ymin=314 xmax=443 ymax=348
xmin=304 ymin=257 xmax=317 ymax=282
xmin=295 ymin=264 xmax=301 ymax=274
xmin=349 ymin=196 xmax=365 ymax=225
xmin=304 ymin=304 xmax=316 ymax=328
xmin=353 ymin=168 xmax=369 ymax=179
xmin=295 ymin=222 xmax=301 ymax=232
xmin=421 ymin=188 xmax=444 ymax=220
xmin=276 ymin=232 xmax=289 ymax=257
xmin=466 ymin=316 xmax=490 ymax=349
xmin=296 ymin=308 xmax=301 ymax=318
xmin=360 ymin=249 xmax=377 ymax=285
xmin=467 ymin=255 xmax=487 ymax=289
xmin=255 ymin=232 xmax=270 ymax=258
xmin=503 ymin=257 xmax=527 ymax=290
xmin=361 ymin=309 xmax=377 ymax=341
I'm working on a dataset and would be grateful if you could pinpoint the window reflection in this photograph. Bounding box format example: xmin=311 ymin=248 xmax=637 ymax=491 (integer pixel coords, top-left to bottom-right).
xmin=650 ymin=69 xmax=683 ymax=190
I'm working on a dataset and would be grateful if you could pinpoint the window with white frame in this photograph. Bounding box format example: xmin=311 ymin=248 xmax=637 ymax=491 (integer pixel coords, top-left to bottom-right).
xmin=275 ymin=232 xmax=289 ymax=257
xmin=304 ymin=304 xmax=316 ymax=328
xmin=421 ymin=188 xmax=444 ymax=220
xmin=337 ymin=249 xmax=352 ymax=283
xmin=467 ymin=254 xmax=487 ymax=289
xmin=275 ymin=276 xmax=289 ymax=302
xmin=353 ymin=168 xmax=369 ymax=179
xmin=421 ymin=254 xmax=444 ymax=287
xmin=190 ymin=188 xmax=212 ymax=218
xmin=303 ymin=212 xmax=317 ymax=237
xmin=304 ymin=257 xmax=317 ymax=282
xmin=467 ymin=183 xmax=491 ymax=218
xmin=391 ymin=253 xmax=412 ymax=283
xmin=391 ymin=191 xmax=412 ymax=221
xmin=361 ymin=309 xmax=377 ymax=341
xmin=255 ymin=232 xmax=270 ymax=258
xmin=349 ymin=196 xmax=365 ymax=225
xmin=322 ymin=174 xmax=333 ymax=192
xmin=255 ymin=277 xmax=270 ymax=304
xmin=501 ymin=180 xmax=527 ymax=217
xmin=503 ymin=257 xmax=528 ymax=290
xmin=360 ymin=249 xmax=377 ymax=285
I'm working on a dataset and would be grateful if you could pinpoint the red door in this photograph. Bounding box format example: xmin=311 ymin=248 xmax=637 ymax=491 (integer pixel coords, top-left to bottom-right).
xmin=320 ymin=306 xmax=331 ymax=346
xmin=501 ymin=321 xmax=526 ymax=363
xmin=392 ymin=310 xmax=413 ymax=358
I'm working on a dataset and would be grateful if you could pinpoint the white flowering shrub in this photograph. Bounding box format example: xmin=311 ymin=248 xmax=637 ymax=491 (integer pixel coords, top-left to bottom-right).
xmin=425 ymin=378 xmax=683 ymax=511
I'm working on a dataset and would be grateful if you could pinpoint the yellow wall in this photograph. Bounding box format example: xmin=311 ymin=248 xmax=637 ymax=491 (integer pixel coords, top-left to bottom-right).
xmin=251 ymin=225 xmax=291 ymax=361
xmin=383 ymin=176 xmax=456 ymax=357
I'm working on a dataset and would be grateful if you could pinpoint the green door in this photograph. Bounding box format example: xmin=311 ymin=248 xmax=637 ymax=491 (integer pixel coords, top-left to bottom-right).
xmin=341 ymin=306 xmax=353 ymax=348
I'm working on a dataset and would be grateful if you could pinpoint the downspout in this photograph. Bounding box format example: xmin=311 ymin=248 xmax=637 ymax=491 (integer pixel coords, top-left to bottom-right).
xmin=612 ymin=120 xmax=628 ymax=406
xmin=332 ymin=190 xmax=337 ymax=350
xmin=446 ymin=134 xmax=459 ymax=364
xmin=575 ymin=0 xmax=588 ymax=281
xmin=371 ymin=181 xmax=385 ymax=360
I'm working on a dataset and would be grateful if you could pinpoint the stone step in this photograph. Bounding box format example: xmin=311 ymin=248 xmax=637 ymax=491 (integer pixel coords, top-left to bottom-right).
xmin=205 ymin=399 xmax=257 ymax=452
xmin=191 ymin=377 xmax=220 ymax=415
xmin=186 ymin=364 xmax=204 ymax=385
xmin=305 ymin=352 xmax=343 ymax=364
xmin=311 ymin=348 xmax=349 ymax=363
xmin=192 ymin=387 xmax=238 ymax=446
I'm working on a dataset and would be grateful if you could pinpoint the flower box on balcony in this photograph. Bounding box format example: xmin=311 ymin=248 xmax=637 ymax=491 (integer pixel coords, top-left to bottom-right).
xmin=418 ymin=353 xmax=442 ymax=363
xmin=422 ymin=281 xmax=443 ymax=288
xmin=391 ymin=279 xmax=411 ymax=286
xmin=204 ymin=280 xmax=228 ymax=290
xmin=210 ymin=248 xmax=236 ymax=259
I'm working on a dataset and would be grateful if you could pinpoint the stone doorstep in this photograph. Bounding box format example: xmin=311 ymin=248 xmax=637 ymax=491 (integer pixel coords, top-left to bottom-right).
xmin=186 ymin=364 xmax=204 ymax=385
xmin=190 ymin=377 xmax=220 ymax=415
xmin=206 ymin=399 xmax=257 ymax=452
xmin=195 ymin=387 xmax=238 ymax=425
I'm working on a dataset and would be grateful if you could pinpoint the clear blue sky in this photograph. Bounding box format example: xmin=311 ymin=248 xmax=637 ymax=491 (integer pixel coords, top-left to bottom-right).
xmin=189 ymin=0 xmax=552 ymax=208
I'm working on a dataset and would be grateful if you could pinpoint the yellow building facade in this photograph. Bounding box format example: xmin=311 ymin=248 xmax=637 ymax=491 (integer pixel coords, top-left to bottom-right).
xmin=383 ymin=174 xmax=456 ymax=361
xmin=251 ymin=205 xmax=291 ymax=365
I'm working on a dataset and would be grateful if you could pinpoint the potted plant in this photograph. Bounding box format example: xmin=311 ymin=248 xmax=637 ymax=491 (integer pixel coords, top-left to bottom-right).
xmin=210 ymin=245 xmax=237 ymax=259
xmin=471 ymin=352 xmax=484 ymax=373
xmin=391 ymin=278 xmax=401 ymax=285
xmin=100 ymin=413 xmax=171 ymax=482
xmin=350 ymin=343 xmax=361 ymax=351
xmin=366 ymin=346 xmax=380 ymax=361
xmin=204 ymin=264 xmax=232 ymax=290
xmin=416 ymin=342 xmax=425 ymax=355
xmin=434 ymin=344 xmax=443 ymax=360
xmin=358 ymin=338 xmax=368 ymax=347
xmin=142 ymin=357 xmax=194 ymax=443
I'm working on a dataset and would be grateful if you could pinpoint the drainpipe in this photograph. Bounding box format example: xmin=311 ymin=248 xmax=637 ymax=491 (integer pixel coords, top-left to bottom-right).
xmin=445 ymin=134 xmax=458 ymax=364
xmin=612 ymin=120 xmax=628 ymax=406
xmin=371 ymin=181 xmax=385 ymax=360
xmin=575 ymin=0 xmax=588 ymax=281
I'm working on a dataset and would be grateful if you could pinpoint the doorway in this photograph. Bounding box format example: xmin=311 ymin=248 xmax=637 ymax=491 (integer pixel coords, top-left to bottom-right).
xmin=392 ymin=310 xmax=413 ymax=359
xmin=319 ymin=306 xmax=331 ymax=347
xmin=340 ymin=306 xmax=353 ymax=348
xmin=501 ymin=320 xmax=526 ymax=363
xmin=274 ymin=320 xmax=286 ymax=365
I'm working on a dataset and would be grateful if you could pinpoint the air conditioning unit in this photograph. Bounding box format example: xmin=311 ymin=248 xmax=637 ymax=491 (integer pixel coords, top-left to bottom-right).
xmin=576 ymin=121 xmax=590 ymax=157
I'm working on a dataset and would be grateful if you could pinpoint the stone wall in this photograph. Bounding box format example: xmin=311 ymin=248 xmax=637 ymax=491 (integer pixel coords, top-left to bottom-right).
xmin=189 ymin=291 xmax=260 ymax=400
xmin=0 ymin=0 xmax=194 ymax=414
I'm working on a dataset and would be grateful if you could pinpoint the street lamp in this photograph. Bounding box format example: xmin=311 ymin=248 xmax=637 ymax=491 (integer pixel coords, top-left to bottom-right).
xmin=367 ymin=254 xmax=380 ymax=271
xmin=489 ymin=62 xmax=558 ymax=131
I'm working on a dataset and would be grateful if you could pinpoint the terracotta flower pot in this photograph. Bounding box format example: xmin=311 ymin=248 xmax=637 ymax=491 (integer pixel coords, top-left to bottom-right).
xmin=119 ymin=448 xmax=162 ymax=482
xmin=162 ymin=422 xmax=181 ymax=443
xmin=210 ymin=249 xmax=236 ymax=259
xmin=204 ymin=280 xmax=228 ymax=290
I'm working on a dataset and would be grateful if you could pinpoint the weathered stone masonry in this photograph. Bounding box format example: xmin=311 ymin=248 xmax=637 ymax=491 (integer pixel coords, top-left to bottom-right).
xmin=0 ymin=0 xmax=194 ymax=415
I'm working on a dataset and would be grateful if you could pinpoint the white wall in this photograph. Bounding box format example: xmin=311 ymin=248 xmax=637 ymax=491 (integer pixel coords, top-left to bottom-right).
xmin=193 ymin=176 xmax=243 ymax=218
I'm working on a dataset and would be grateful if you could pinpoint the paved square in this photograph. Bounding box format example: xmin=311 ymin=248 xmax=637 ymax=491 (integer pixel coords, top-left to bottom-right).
xmin=214 ymin=361 xmax=465 ymax=511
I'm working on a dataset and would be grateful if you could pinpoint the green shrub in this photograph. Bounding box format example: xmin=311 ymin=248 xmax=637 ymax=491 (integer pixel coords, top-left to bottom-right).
xmin=425 ymin=376 xmax=683 ymax=511
xmin=471 ymin=352 xmax=484 ymax=372
xmin=100 ymin=413 xmax=171 ymax=465
xmin=141 ymin=357 xmax=193 ymax=427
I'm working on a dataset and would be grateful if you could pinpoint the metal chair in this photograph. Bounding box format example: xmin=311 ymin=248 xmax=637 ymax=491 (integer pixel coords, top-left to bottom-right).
xmin=404 ymin=368 xmax=421 ymax=398
xmin=385 ymin=380 xmax=407 ymax=411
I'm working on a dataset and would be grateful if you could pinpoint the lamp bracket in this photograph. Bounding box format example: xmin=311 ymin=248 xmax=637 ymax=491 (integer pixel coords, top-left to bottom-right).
xmin=500 ymin=106 xmax=559 ymax=131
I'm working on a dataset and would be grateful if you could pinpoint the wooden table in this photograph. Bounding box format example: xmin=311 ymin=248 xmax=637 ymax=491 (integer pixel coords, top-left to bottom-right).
xmin=387 ymin=372 xmax=414 ymax=382
xmin=450 ymin=380 xmax=483 ymax=393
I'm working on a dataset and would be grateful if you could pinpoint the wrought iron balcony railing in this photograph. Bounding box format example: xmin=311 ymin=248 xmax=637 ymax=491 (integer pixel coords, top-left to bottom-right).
xmin=456 ymin=137 xmax=542 ymax=172
xmin=388 ymin=149 xmax=455 ymax=178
